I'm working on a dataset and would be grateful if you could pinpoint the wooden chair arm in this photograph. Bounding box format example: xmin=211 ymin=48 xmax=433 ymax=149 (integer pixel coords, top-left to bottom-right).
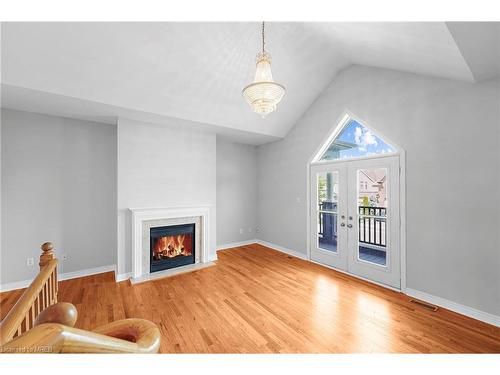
xmin=91 ymin=318 xmax=161 ymax=350
xmin=1 ymin=319 xmax=161 ymax=353
xmin=34 ymin=302 xmax=78 ymax=328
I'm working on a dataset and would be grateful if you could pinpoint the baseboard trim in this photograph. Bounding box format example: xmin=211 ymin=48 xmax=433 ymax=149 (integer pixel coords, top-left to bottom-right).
xmin=0 ymin=279 xmax=33 ymax=293
xmin=58 ymin=265 xmax=116 ymax=282
xmin=406 ymin=288 xmax=500 ymax=327
xmin=254 ymin=239 xmax=308 ymax=260
xmin=208 ymin=253 xmax=218 ymax=262
xmin=217 ymin=238 xmax=308 ymax=260
xmin=216 ymin=239 xmax=258 ymax=251
xmin=115 ymin=272 xmax=132 ymax=282
xmin=0 ymin=264 xmax=117 ymax=292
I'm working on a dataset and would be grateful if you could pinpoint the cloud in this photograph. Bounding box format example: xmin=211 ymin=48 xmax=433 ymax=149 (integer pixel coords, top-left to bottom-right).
xmin=363 ymin=130 xmax=377 ymax=146
xmin=354 ymin=127 xmax=378 ymax=149
xmin=354 ymin=127 xmax=362 ymax=145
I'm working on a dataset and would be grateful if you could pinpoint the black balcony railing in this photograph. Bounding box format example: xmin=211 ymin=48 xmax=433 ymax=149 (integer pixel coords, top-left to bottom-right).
xmin=318 ymin=202 xmax=337 ymax=237
xmin=358 ymin=206 xmax=386 ymax=247
xmin=318 ymin=203 xmax=386 ymax=248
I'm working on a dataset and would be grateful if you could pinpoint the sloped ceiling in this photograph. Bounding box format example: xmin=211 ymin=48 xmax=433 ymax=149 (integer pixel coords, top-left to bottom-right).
xmin=446 ymin=22 xmax=500 ymax=82
xmin=1 ymin=22 xmax=498 ymax=144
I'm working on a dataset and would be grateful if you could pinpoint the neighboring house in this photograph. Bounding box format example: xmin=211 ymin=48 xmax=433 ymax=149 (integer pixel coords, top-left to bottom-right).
xmin=358 ymin=169 xmax=387 ymax=207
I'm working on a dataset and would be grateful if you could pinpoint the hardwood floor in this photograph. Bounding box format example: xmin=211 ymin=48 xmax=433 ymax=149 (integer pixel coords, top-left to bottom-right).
xmin=1 ymin=244 xmax=499 ymax=353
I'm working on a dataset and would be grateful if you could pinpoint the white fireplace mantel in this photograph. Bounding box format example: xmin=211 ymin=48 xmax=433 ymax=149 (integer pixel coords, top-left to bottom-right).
xmin=129 ymin=206 xmax=212 ymax=281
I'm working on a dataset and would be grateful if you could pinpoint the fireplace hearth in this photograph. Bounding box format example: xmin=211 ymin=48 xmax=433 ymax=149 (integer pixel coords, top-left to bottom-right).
xmin=150 ymin=223 xmax=195 ymax=273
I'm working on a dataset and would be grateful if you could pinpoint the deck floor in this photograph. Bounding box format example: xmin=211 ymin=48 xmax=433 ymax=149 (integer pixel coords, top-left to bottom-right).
xmin=318 ymin=238 xmax=386 ymax=265
xmin=1 ymin=244 xmax=499 ymax=353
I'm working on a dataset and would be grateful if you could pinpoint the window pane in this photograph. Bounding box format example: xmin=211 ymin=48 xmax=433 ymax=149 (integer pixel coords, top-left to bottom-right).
xmin=320 ymin=119 xmax=396 ymax=161
xmin=357 ymin=168 xmax=387 ymax=266
xmin=317 ymin=171 xmax=338 ymax=211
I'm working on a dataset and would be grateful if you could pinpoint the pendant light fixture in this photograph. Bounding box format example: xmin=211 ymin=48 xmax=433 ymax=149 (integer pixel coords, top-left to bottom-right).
xmin=242 ymin=22 xmax=285 ymax=118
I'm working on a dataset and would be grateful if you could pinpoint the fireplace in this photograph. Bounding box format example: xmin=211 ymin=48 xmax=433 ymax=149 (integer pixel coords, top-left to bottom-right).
xmin=150 ymin=223 xmax=195 ymax=273
xmin=130 ymin=207 xmax=211 ymax=281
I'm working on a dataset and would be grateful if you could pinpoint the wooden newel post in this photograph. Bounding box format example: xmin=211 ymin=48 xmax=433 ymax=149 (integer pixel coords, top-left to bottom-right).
xmin=40 ymin=242 xmax=55 ymax=269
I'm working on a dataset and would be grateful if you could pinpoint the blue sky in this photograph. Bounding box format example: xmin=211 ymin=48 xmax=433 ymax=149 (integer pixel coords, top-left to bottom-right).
xmin=326 ymin=119 xmax=395 ymax=159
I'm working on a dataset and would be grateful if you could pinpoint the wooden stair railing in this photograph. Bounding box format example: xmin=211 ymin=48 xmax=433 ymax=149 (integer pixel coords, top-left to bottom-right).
xmin=1 ymin=242 xmax=58 ymax=344
xmin=0 ymin=242 xmax=161 ymax=353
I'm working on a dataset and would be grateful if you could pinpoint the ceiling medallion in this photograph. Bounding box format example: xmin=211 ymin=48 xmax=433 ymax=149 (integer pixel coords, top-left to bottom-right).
xmin=242 ymin=22 xmax=285 ymax=118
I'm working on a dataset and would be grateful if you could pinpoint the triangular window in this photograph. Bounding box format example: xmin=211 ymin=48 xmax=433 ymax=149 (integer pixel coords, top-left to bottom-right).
xmin=316 ymin=116 xmax=396 ymax=162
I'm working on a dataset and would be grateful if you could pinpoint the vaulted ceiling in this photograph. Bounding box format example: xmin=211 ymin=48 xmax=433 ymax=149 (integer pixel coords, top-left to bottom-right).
xmin=1 ymin=22 xmax=499 ymax=144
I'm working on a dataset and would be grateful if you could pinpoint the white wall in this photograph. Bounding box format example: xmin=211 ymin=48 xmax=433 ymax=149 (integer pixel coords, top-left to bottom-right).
xmin=257 ymin=65 xmax=500 ymax=316
xmin=117 ymin=118 xmax=216 ymax=276
xmin=216 ymin=137 xmax=257 ymax=246
xmin=1 ymin=109 xmax=117 ymax=285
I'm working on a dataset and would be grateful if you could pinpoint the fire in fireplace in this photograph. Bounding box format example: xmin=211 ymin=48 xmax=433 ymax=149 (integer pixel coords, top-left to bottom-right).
xmin=150 ymin=223 xmax=195 ymax=273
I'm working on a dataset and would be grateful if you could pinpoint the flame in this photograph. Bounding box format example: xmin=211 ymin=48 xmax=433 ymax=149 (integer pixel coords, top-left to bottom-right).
xmin=153 ymin=234 xmax=192 ymax=260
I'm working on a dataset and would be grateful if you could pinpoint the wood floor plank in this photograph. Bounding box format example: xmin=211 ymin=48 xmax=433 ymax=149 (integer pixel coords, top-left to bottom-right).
xmin=1 ymin=244 xmax=499 ymax=353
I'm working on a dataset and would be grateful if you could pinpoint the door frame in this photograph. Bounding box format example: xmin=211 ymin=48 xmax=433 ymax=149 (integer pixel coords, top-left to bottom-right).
xmin=306 ymin=110 xmax=407 ymax=292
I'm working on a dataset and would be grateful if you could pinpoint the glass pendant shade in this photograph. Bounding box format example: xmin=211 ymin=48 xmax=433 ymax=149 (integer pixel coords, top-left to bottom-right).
xmin=243 ymin=51 xmax=285 ymax=118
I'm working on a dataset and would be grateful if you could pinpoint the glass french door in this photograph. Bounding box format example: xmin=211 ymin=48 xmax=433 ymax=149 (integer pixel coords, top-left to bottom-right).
xmin=310 ymin=156 xmax=400 ymax=289
xmin=310 ymin=164 xmax=348 ymax=271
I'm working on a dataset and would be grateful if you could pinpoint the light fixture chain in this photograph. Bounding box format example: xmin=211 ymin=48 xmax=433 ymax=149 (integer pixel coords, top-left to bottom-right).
xmin=262 ymin=21 xmax=265 ymax=53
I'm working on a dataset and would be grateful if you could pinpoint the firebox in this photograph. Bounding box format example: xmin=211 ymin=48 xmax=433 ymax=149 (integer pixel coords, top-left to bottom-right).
xmin=150 ymin=223 xmax=195 ymax=273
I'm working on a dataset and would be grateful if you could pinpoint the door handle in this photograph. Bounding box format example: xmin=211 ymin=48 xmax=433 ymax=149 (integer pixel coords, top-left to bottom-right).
xmin=347 ymin=223 xmax=353 ymax=228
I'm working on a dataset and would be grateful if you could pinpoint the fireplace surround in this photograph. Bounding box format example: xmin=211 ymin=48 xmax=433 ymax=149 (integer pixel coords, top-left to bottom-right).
xmin=129 ymin=206 xmax=213 ymax=283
